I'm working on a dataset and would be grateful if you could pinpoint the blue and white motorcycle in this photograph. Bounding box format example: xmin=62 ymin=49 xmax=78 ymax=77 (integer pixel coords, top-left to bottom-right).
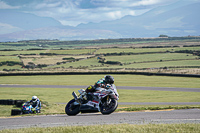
xmin=22 ymin=102 xmax=40 ymax=114
xmin=65 ymin=84 xmax=119 ymax=116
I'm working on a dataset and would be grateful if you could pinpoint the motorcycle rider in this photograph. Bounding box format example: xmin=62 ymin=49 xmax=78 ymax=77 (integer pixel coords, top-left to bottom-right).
xmin=95 ymin=75 xmax=114 ymax=89
xmin=29 ymin=96 xmax=41 ymax=113
xmin=80 ymin=75 xmax=115 ymax=100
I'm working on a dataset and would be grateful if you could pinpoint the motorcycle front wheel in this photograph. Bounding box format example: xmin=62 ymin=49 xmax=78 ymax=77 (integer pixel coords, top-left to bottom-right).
xmin=100 ymin=98 xmax=118 ymax=115
xmin=65 ymin=99 xmax=80 ymax=116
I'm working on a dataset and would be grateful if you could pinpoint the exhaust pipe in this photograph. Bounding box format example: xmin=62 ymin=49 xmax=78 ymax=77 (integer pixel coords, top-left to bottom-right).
xmin=72 ymin=91 xmax=78 ymax=100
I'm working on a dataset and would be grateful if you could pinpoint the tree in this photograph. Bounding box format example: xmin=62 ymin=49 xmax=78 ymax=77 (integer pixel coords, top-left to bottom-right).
xmin=159 ymin=35 xmax=168 ymax=37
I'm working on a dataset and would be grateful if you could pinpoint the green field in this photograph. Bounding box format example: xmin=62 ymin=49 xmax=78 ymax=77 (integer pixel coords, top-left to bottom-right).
xmin=95 ymin=47 xmax=200 ymax=54
xmin=0 ymin=74 xmax=200 ymax=117
xmin=1 ymin=74 xmax=200 ymax=88
xmin=0 ymin=37 xmax=200 ymax=74
xmin=103 ymin=53 xmax=198 ymax=63
xmin=0 ymin=56 xmax=21 ymax=62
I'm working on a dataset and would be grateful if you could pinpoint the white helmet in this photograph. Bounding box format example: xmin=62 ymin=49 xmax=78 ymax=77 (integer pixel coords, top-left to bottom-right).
xmin=32 ymin=96 xmax=37 ymax=102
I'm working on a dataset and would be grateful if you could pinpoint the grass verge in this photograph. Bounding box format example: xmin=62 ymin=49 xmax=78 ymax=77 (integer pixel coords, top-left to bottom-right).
xmin=0 ymin=87 xmax=200 ymax=117
xmin=1 ymin=123 xmax=200 ymax=133
xmin=0 ymin=74 xmax=200 ymax=88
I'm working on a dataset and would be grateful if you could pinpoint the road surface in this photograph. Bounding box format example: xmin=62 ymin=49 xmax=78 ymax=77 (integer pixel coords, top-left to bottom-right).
xmin=0 ymin=109 xmax=200 ymax=130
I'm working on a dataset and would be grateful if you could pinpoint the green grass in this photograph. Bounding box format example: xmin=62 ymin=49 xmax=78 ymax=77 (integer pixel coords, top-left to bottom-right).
xmin=0 ymin=65 xmax=23 ymax=70
xmin=0 ymin=56 xmax=21 ymax=62
xmin=1 ymin=88 xmax=199 ymax=104
xmin=0 ymin=86 xmax=199 ymax=117
xmin=0 ymin=45 xmax=199 ymax=72
xmin=117 ymin=105 xmax=200 ymax=112
xmin=0 ymin=50 xmax=46 ymax=56
xmin=0 ymin=49 xmax=95 ymax=56
xmin=1 ymin=123 xmax=200 ymax=133
xmin=1 ymin=74 xmax=199 ymax=117
xmin=48 ymin=49 xmax=96 ymax=55
xmin=0 ymin=105 xmax=16 ymax=117
xmin=48 ymin=57 xmax=100 ymax=68
xmin=104 ymin=53 xmax=198 ymax=63
xmin=95 ymin=47 xmax=200 ymax=54
xmin=0 ymin=75 xmax=199 ymax=88
xmin=92 ymin=60 xmax=200 ymax=69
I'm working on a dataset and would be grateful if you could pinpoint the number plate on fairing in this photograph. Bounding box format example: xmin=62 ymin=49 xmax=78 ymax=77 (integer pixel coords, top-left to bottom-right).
xmin=86 ymin=101 xmax=98 ymax=107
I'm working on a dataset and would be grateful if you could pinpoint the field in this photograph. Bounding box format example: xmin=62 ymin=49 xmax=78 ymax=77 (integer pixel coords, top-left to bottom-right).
xmin=0 ymin=37 xmax=200 ymax=132
xmin=0 ymin=74 xmax=200 ymax=117
xmin=0 ymin=37 xmax=200 ymax=74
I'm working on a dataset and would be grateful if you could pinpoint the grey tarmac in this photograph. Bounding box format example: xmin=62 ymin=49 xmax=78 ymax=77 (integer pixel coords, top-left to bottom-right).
xmin=0 ymin=109 xmax=200 ymax=130
xmin=1 ymin=84 xmax=200 ymax=92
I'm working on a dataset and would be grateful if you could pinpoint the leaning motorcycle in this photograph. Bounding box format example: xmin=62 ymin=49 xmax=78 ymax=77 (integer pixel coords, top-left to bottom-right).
xmin=22 ymin=102 xmax=40 ymax=114
xmin=65 ymin=84 xmax=119 ymax=116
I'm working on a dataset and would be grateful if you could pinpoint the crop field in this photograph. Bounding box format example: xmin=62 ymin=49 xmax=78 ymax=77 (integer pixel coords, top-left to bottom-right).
xmin=0 ymin=56 xmax=21 ymax=62
xmin=0 ymin=37 xmax=200 ymax=74
xmin=21 ymin=55 xmax=94 ymax=66
xmin=95 ymin=46 xmax=200 ymax=54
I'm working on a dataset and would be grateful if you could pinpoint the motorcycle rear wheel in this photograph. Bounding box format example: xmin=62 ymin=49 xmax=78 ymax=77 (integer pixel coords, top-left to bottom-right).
xmin=100 ymin=99 xmax=118 ymax=115
xmin=65 ymin=99 xmax=80 ymax=116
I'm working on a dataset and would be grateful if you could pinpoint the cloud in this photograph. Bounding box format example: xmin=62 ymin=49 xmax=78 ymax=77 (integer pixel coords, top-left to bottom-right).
xmin=0 ymin=0 xmax=194 ymax=26
xmin=24 ymin=0 xmax=144 ymax=26
xmin=0 ymin=23 xmax=22 ymax=34
xmin=0 ymin=1 xmax=19 ymax=9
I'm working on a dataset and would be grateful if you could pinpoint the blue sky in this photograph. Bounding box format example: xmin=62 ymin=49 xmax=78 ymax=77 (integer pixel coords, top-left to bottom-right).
xmin=0 ymin=0 xmax=199 ymax=27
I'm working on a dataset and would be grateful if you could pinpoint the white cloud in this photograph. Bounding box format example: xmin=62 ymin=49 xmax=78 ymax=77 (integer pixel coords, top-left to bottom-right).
xmin=130 ymin=0 xmax=160 ymax=6
xmin=0 ymin=1 xmax=19 ymax=9
xmin=0 ymin=23 xmax=22 ymax=34
xmin=0 ymin=0 xmax=193 ymax=27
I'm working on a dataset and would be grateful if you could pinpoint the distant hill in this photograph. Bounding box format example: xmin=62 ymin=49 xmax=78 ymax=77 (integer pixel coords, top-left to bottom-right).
xmin=0 ymin=10 xmax=62 ymax=30
xmin=77 ymin=2 xmax=200 ymax=38
xmin=0 ymin=2 xmax=199 ymax=42
xmin=0 ymin=27 xmax=122 ymax=41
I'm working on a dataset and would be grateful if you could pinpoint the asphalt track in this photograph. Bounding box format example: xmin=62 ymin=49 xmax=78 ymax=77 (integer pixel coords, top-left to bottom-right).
xmin=0 ymin=109 xmax=200 ymax=130
xmin=1 ymin=84 xmax=200 ymax=92
xmin=0 ymin=84 xmax=200 ymax=130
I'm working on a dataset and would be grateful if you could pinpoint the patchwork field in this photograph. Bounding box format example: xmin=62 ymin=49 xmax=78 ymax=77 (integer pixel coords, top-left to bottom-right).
xmin=0 ymin=38 xmax=200 ymax=74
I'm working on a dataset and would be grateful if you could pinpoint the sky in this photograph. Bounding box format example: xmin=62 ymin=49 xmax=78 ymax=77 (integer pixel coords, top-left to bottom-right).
xmin=0 ymin=0 xmax=200 ymax=27
xmin=1 ymin=0 xmax=196 ymax=27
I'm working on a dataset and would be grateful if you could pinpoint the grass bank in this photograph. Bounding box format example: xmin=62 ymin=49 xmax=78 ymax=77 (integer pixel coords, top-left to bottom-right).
xmin=0 ymin=74 xmax=200 ymax=88
xmin=1 ymin=123 xmax=200 ymax=133
xmin=0 ymin=87 xmax=200 ymax=117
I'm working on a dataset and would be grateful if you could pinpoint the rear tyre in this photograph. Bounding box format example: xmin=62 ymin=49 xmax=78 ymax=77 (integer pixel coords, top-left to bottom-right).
xmin=65 ymin=99 xmax=80 ymax=116
xmin=100 ymin=99 xmax=118 ymax=115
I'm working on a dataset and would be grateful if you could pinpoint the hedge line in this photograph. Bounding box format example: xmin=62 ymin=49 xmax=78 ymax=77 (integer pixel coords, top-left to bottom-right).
xmin=0 ymin=71 xmax=199 ymax=78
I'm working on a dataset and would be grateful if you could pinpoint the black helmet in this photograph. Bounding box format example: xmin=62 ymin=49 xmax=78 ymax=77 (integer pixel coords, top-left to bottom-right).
xmin=104 ymin=75 xmax=114 ymax=84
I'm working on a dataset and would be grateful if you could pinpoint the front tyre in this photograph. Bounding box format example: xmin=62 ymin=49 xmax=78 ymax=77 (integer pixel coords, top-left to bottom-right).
xmin=100 ymin=99 xmax=118 ymax=115
xmin=65 ymin=99 xmax=80 ymax=116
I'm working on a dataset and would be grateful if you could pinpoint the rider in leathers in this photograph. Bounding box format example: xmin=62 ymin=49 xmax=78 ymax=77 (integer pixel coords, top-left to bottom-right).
xmin=82 ymin=75 xmax=115 ymax=100
xmin=29 ymin=96 xmax=41 ymax=113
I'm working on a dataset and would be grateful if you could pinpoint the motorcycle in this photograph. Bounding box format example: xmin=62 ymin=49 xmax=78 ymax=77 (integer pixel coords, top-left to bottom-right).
xmin=65 ymin=84 xmax=119 ymax=116
xmin=21 ymin=102 xmax=40 ymax=114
